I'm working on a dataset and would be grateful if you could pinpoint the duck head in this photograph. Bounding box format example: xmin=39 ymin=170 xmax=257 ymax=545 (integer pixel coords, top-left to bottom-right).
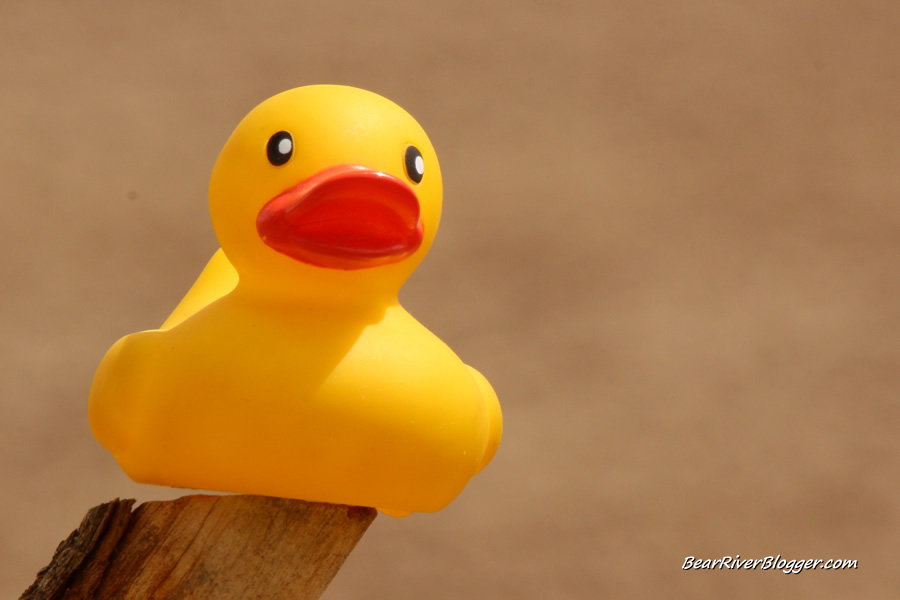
xmin=209 ymin=85 xmax=442 ymax=302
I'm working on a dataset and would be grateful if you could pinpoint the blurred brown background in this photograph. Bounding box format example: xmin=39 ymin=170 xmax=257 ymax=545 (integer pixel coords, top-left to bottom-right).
xmin=2 ymin=1 xmax=898 ymax=598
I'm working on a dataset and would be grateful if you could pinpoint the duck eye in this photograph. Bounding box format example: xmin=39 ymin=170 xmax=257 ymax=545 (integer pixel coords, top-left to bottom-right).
xmin=404 ymin=145 xmax=424 ymax=183
xmin=267 ymin=131 xmax=293 ymax=166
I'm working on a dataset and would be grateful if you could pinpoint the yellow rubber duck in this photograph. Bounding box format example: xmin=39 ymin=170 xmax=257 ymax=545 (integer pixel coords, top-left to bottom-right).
xmin=88 ymin=85 xmax=502 ymax=516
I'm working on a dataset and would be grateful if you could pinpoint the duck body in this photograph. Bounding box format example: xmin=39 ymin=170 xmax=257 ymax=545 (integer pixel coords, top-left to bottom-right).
xmin=89 ymin=85 xmax=502 ymax=515
xmin=92 ymin=291 xmax=499 ymax=514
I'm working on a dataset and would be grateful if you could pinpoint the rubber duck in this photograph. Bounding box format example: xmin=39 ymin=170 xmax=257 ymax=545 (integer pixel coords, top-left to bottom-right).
xmin=88 ymin=85 xmax=502 ymax=516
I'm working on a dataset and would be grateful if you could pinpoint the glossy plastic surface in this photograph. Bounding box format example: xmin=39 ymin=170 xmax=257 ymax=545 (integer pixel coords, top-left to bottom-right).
xmin=257 ymin=164 xmax=424 ymax=270
xmin=88 ymin=85 xmax=502 ymax=515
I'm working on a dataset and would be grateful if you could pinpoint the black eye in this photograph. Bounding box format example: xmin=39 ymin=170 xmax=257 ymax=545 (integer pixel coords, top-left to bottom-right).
xmin=404 ymin=145 xmax=424 ymax=183
xmin=267 ymin=131 xmax=293 ymax=166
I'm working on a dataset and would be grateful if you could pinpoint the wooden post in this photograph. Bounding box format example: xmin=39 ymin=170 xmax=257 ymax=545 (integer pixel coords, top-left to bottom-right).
xmin=21 ymin=495 xmax=377 ymax=600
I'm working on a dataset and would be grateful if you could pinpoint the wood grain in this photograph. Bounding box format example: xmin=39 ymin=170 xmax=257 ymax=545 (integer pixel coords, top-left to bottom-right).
xmin=21 ymin=495 xmax=377 ymax=600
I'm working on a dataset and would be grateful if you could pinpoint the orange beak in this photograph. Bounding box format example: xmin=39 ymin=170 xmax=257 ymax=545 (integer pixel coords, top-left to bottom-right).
xmin=257 ymin=165 xmax=423 ymax=270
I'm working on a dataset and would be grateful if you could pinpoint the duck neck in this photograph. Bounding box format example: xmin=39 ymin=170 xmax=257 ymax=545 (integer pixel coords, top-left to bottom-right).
xmin=231 ymin=269 xmax=401 ymax=311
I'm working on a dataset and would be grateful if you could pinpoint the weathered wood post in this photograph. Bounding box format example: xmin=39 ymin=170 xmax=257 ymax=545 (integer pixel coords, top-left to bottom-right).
xmin=22 ymin=495 xmax=376 ymax=599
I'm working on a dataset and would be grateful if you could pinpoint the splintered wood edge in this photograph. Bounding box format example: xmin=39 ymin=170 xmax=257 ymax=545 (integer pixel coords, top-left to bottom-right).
xmin=21 ymin=496 xmax=377 ymax=600
xmin=20 ymin=499 xmax=136 ymax=600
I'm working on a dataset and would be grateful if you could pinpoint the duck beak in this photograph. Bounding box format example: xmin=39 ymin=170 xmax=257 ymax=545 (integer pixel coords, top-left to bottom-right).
xmin=257 ymin=165 xmax=423 ymax=270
